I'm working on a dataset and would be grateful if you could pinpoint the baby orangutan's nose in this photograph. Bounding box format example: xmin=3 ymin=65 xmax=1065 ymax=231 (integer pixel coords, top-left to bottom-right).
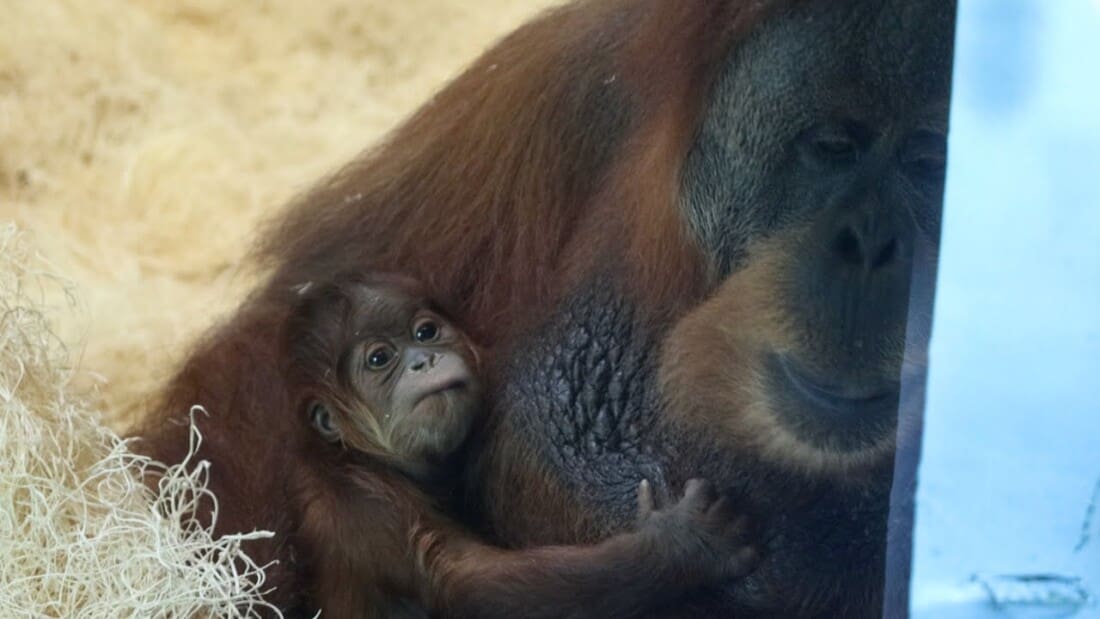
xmin=408 ymin=350 xmax=439 ymax=373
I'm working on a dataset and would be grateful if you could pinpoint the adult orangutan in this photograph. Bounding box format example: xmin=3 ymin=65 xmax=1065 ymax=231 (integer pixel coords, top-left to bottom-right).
xmin=136 ymin=0 xmax=955 ymax=616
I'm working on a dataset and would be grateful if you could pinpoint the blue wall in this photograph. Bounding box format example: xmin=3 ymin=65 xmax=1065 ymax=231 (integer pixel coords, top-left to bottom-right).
xmin=911 ymin=0 xmax=1100 ymax=616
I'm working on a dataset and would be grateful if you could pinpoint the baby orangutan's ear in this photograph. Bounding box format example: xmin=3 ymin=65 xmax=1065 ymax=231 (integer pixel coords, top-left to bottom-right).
xmin=309 ymin=401 xmax=341 ymax=443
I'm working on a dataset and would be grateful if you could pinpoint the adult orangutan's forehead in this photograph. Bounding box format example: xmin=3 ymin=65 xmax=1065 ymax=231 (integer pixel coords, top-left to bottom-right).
xmin=679 ymin=0 xmax=955 ymax=279
xmin=860 ymin=0 xmax=956 ymax=113
xmin=726 ymin=0 xmax=955 ymax=125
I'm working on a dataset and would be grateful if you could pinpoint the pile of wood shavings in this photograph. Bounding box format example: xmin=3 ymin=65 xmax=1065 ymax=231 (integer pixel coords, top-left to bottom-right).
xmin=0 ymin=225 xmax=278 ymax=618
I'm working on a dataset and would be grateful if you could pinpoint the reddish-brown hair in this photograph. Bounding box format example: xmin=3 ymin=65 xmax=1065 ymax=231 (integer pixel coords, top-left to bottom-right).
xmin=137 ymin=0 xmax=795 ymax=610
xmin=259 ymin=0 xmax=794 ymax=341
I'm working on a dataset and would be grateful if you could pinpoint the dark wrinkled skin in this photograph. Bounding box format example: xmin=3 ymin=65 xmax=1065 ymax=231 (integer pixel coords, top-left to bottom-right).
xmin=477 ymin=282 xmax=891 ymax=618
xmin=493 ymin=285 xmax=669 ymax=530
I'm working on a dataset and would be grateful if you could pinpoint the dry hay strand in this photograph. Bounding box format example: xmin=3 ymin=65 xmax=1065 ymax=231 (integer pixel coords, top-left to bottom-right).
xmin=0 ymin=224 xmax=279 ymax=618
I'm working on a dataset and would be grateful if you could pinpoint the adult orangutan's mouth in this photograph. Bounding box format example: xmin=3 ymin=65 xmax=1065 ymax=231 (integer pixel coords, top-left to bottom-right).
xmin=764 ymin=354 xmax=902 ymax=452
xmin=778 ymin=357 xmax=899 ymax=417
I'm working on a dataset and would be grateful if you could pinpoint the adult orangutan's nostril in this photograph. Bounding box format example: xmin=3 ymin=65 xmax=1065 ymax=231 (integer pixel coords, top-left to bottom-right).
xmin=873 ymin=238 xmax=898 ymax=269
xmin=834 ymin=227 xmax=864 ymax=266
xmin=833 ymin=225 xmax=899 ymax=271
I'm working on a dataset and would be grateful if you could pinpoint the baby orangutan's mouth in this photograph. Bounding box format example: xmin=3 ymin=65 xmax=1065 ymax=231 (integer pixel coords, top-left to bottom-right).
xmin=413 ymin=378 xmax=471 ymax=412
xmin=432 ymin=379 xmax=469 ymax=396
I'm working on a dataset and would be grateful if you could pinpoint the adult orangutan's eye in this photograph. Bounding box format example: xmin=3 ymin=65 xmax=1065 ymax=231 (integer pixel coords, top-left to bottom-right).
xmin=798 ymin=121 xmax=870 ymax=168
xmin=901 ymin=130 xmax=948 ymax=184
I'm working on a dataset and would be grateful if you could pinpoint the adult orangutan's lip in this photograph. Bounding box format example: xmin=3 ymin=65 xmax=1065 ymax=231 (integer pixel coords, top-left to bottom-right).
xmin=777 ymin=356 xmax=899 ymax=416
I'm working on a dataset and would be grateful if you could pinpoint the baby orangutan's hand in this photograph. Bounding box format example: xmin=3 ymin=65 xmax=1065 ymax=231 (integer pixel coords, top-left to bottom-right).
xmin=635 ymin=478 xmax=759 ymax=583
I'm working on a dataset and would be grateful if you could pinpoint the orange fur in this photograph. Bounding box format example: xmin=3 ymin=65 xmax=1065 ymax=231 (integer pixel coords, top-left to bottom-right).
xmin=135 ymin=1 xmax=797 ymax=611
xmin=258 ymin=0 xmax=796 ymax=340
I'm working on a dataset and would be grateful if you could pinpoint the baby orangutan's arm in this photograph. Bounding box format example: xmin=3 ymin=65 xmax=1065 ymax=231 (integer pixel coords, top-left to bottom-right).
xmin=296 ymin=467 xmax=755 ymax=619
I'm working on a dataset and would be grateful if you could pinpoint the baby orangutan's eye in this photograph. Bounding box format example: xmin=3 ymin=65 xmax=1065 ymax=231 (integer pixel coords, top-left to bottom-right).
xmin=412 ymin=318 xmax=440 ymax=343
xmin=365 ymin=343 xmax=396 ymax=370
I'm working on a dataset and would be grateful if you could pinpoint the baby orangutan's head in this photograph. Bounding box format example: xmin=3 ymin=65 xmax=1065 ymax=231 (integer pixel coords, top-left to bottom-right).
xmin=286 ymin=274 xmax=482 ymax=469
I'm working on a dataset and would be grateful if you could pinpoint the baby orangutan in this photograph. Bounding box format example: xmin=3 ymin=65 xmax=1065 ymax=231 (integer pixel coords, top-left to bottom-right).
xmin=282 ymin=273 xmax=758 ymax=618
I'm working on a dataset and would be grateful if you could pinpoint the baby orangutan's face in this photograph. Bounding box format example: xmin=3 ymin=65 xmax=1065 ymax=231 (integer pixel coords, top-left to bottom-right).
xmin=307 ymin=282 xmax=482 ymax=465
